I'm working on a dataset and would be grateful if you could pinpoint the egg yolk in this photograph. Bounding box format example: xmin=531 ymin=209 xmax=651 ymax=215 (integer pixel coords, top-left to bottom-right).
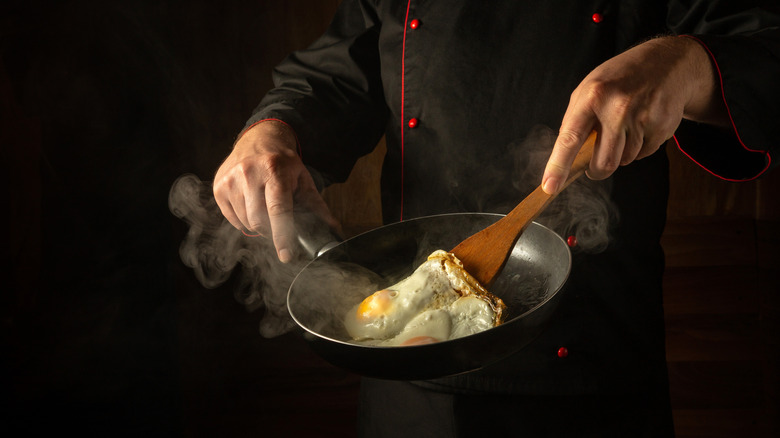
xmin=400 ymin=336 xmax=440 ymax=346
xmin=356 ymin=289 xmax=397 ymax=321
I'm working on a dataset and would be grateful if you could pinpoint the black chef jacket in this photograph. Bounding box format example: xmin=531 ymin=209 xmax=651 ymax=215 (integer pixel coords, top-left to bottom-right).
xmin=241 ymin=0 xmax=780 ymax=436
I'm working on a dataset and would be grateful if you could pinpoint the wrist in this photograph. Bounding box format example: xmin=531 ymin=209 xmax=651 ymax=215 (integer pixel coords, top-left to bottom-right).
xmin=677 ymin=35 xmax=729 ymax=126
xmin=237 ymin=119 xmax=299 ymax=155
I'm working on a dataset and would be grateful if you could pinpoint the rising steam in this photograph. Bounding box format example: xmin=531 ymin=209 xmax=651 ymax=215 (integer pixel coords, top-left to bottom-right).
xmin=511 ymin=125 xmax=618 ymax=253
xmin=168 ymin=174 xmax=305 ymax=338
xmin=169 ymin=126 xmax=617 ymax=339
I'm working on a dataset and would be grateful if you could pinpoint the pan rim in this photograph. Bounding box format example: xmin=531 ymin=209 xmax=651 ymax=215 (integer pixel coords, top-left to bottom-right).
xmin=287 ymin=213 xmax=571 ymax=350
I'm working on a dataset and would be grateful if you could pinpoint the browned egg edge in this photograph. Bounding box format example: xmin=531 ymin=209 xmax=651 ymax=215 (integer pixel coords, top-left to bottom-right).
xmin=427 ymin=251 xmax=507 ymax=325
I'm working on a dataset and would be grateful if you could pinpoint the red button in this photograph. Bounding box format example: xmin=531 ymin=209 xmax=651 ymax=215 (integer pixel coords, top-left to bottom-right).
xmin=592 ymin=12 xmax=604 ymax=23
xmin=558 ymin=347 xmax=569 ymax=358
xmin=408 ymin=118 xmax=418 ymax=128
xmin=567 ymin=235 xmax=577 ymax=247
xmin=410 ymin=19 xmax=420 ymax=29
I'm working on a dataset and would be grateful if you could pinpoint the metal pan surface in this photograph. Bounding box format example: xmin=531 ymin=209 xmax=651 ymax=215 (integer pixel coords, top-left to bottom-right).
xmin=287 ymin=213 xmax=570 ymax=380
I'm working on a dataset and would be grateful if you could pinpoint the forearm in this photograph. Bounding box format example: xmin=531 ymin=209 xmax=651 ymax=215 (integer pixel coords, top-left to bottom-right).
xmin=672 ymin=36 xmax=730 ymax=127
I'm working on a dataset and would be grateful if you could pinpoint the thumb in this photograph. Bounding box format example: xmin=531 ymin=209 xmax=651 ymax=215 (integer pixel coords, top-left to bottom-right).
xmin=542 ymin=125 xmax=595 ymax=195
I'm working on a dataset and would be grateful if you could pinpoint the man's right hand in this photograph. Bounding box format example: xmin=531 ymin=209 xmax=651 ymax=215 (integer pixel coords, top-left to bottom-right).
xmin=213 ymin=120 xmax=339 ymax=263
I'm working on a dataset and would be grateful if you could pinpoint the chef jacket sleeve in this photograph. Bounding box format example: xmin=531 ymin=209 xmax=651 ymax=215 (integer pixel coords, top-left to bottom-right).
xmin=241 ymin=0 xmax=388 ymax=187
xmin=667 ymin=1 xmax=780 ymax=180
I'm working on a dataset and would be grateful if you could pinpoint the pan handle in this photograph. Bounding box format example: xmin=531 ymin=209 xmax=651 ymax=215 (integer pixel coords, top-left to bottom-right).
xmin=297 ymin=230 xmax=340 ymax=259
xmin=294 ymin=209 xmax=342 ymax=259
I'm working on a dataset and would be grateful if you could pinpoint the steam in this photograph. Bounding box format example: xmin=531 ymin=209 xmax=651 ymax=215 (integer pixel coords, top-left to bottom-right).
xmin=168 ymin=126 xmax=617 ymax=340
xmin=511 ymin=125 xmax=618 ymax=253
xmin=168 ymin=174 xmax=306 ymax=338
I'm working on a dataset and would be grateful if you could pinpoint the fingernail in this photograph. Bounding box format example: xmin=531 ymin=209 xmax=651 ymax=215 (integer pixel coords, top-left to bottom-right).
xmin=279 ymin=248 xmax=292 ymax=263
xmin=542 ymin=177 xmax=559 ymax=195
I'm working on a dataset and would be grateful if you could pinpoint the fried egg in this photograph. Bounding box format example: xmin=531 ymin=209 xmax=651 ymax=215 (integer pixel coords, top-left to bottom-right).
xmin=343 ymin=250 xmax=506 ymax=346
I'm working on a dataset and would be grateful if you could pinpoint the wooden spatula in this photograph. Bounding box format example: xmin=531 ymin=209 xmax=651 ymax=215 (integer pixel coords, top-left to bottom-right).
xmin=451 ymin=131 xmax=597 ymax=288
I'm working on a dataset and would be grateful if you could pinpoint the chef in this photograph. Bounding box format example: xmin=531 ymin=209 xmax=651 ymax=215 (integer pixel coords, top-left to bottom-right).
xmin=213 ymin=1 xmax=780 ymax=436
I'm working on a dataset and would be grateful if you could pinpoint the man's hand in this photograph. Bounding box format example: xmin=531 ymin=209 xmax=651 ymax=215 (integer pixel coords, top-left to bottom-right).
xmin=213 ymin=120 xmax=339 ymax=262
xmin=542 ymin=36 xmax=728 ymax=194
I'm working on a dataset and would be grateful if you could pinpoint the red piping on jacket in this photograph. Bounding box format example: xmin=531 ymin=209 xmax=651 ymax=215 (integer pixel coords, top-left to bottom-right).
xmin=673 ymin=35 xmax=771 ymax=182
xmin=399 ymin=0 xmax=412 ymax=221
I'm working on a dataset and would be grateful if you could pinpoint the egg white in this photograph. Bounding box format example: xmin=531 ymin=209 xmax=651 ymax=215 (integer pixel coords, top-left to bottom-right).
xmin=344 ymin=250 xmax=506 ymax=346
xmin=343 ymin=257 xmax=459 ymax=341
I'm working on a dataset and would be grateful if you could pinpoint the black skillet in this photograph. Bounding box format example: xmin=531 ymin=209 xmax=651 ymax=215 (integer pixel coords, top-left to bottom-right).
xmin=287 ymin=213 xmax=571 ymax=380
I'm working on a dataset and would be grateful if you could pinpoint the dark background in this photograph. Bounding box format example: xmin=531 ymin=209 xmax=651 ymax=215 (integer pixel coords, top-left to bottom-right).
xmin=2 ymin=1 xmax=778 ymax=437
xmin=2 ymin=1 xmax=358 ymax=436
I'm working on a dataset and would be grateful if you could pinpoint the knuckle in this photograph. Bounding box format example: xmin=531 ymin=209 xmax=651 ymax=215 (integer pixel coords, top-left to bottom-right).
xmin=547 ymin=162 xmax=570 ymax=174
xmin=235 ymin=153 xmax=287 ymax=180
xmin=212 ymin=183 xmax=226 ymax=199
xmin=610 ymin=95 xmax=634 ymax=118
xmin=212 ymin=181 xmax=236 ymax=206
xmin=600 ymin=157 xmax=620 ymax=174
xmin=633 ymin=150 xmax=649 ymax=161
xmin=593 ymin=147 xmax=621 ymax=177
xmin=236 ymin=159 xmax=258 ymax=179
xmin=621 ymin=145 xmax=640 ymax=165
xmin=259 ymin=154 xmax=283 ymax=173
xmin=246 ymin=221 xmax=265 ymax=233
xmin=234 ymin=154 xmax=294 ymax=190
xmin=261 ymin=149 xmax=297 ymax=174
xmin=585 ymin=80 xmax=607 ymax=101
xmin=585 ymin=80 xmax=635 ymax=120
xmin=636 ymin=136 xmax=663 ymax=160
xmin=265 ymin=197 xmax=292 ymax=217
xmin=556 ymin=129 xmax=581 ymax=152
xmin=635 ymin=109 xmax=651 ymax=129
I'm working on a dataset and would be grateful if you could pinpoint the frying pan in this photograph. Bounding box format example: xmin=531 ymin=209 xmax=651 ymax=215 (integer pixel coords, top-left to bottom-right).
xmin=287 ymin=213 xmax=571 ymax=381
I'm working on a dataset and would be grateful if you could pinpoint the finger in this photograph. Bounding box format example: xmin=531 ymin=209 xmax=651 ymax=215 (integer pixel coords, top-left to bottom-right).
xmin=620 ymin=127 xmax=643 ymax=165
xmin=264 ymin=176 xmax=296 ymax=263
xmin=637 ymin=114 xmax=677 ymax=160
xmin=543 ymin=119 xmax=595 ymax=195
xmin=226 ymin=182 xmax=265 ymax=235
xmin=636 ymin=133 xmax=666 ymax=160
xmin=587 ymin=125 xmax=624 ymax=180
xmin=216 ymin=197 xmax=246 ymax=233
xmin=214 ymin=185 xmax=250 ymax=232
xmin=244 ymin=187 xmax=271 ymax=235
